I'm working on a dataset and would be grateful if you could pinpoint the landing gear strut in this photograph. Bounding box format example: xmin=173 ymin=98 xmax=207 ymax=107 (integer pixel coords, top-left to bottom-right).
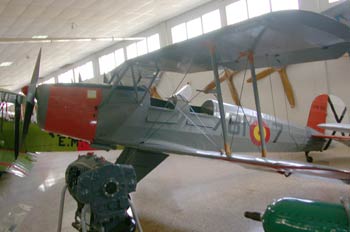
xmin=305 ymin=152 xmax=313 ymax=163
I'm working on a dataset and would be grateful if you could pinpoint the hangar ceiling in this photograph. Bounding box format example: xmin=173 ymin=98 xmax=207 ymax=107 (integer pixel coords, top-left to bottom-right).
xmin=0 ymin=0 xmax=210 ymax=90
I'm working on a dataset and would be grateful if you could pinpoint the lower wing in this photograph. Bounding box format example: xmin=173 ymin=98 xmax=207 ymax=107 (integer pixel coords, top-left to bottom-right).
xmin=117 ymin=142 xmax=350 ymax=184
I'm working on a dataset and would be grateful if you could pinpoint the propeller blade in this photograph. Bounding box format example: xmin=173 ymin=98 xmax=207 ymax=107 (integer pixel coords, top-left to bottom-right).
xmin=150 ymin=86 xmax=162 ymax=99
xmin=225 ymin=70 xmax=241 ymax=106
xmin=278 ymin=68 xmax=295 ymax=108
xmin=246 ymin=67 xmax=276 ymax=83
xmin=14 ymin=96 xmax=21 ymax=159
xmin=203 ymin=70 xmax=236 ymax=93
xmin=22 ymin=49 xmax=41 ymax=141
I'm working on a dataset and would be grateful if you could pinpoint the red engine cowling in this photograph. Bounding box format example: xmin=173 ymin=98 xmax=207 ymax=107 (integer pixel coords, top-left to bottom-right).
xmin=37 ymin=84 xmax=103 ymax=142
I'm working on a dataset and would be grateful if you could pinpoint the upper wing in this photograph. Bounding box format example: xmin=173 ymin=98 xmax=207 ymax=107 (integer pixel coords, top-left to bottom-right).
xmin=111 ymin=10 xmax=350 ymax=77
xmin=322 ymin=0 xmax=350 ymax=27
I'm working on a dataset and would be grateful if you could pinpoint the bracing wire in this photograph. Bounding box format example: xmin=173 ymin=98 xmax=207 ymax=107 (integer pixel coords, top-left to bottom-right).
xmin=283 ymin=86 xmax=298 ymax=147
xmin=172 ymin=58 xmax=193 ymax=96
xmin=229 ymin=62 xmax=252 ymax=150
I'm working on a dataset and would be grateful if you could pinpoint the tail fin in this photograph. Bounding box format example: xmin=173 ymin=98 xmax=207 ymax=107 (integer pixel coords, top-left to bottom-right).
xmin=307 ymin=94 xmax=348 ymax=134
xmin=307 ymin=94 xmax=328 ymax=134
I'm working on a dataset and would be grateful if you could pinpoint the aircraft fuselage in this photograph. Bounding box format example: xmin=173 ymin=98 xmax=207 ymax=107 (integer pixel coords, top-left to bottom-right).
xmin=36 ymin=83 xmax=325 ymax=155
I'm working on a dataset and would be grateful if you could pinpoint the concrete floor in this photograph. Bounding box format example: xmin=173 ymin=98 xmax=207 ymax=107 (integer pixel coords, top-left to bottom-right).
xmin=0 ymin=147 xmax=349 ymax=231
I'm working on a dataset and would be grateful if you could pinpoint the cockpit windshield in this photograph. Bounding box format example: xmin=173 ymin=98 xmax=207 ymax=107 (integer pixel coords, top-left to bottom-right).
xmin=110 ymin=62 xmax=159 ymax=90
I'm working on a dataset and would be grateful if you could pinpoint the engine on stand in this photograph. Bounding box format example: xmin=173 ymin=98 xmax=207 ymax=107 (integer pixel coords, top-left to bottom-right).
xmin=64 ymin=153 xmax=138 ymax=232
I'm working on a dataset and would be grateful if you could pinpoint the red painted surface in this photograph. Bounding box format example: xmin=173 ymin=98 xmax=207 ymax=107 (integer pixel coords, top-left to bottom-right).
xmin=44 ymin=86 xmax=102 ymax=142
xmin=249 ymin=120 xmax=270 ymax=146
xmin=307 ymin=94 xmax=328 ymax=134
xmin=77 ymin=141 xmax=96 ymax=151
xmin=21 ymin=86 xmax=28 ymax=95
xmin=312 ymin=134 xmax=350 ymax=141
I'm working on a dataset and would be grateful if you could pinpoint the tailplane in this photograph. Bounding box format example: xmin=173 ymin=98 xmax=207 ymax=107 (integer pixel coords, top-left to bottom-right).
xmin=307 ymin=94 xmax=350 ymax=153
xmin=307 ymin=94 xmax=348 ymax=134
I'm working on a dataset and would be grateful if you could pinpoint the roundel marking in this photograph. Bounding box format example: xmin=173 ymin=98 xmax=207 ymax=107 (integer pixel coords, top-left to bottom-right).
xmin=249 ymin=121 xmax=270 ymax=146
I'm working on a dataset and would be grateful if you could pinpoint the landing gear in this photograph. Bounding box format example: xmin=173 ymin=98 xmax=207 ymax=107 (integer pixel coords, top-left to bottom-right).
xmin=305 ymin=152 xmax=313 ymax=163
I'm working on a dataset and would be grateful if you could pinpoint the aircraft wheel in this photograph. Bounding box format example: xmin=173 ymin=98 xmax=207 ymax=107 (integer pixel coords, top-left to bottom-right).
xmin=305 ymin=152 xmax=313 ymax=163
xmin=307 ymin=156 xmax=313 ymax=163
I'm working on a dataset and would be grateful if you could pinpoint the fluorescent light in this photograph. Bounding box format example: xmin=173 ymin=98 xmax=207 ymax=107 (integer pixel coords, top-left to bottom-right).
xmin=0 ymin=62 xmax=13 ymax=67
xmin=32 ymin=35 xmax=48 ymax=39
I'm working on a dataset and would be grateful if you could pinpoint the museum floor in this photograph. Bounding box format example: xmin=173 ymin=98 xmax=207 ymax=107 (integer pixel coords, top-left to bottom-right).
xmin=0 ymin=146 xmax=349 ymax=232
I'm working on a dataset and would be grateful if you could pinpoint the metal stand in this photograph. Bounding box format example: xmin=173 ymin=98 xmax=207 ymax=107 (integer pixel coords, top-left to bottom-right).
xmin=128 ymin=196 xmax=143 ymax=232
xmin=57 ymin=184 xmax=68 ymax=232
xmin=81 ymin=204 xmax=89 ymax=232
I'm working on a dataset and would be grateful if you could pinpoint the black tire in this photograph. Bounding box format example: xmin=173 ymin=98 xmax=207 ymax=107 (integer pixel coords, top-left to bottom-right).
xmin=306 ymin=156 xmax=313 ymax=163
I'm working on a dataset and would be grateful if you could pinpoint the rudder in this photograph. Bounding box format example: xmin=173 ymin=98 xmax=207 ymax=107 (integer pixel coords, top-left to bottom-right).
xmin=307 ymin=94 xmax=328 ymax=134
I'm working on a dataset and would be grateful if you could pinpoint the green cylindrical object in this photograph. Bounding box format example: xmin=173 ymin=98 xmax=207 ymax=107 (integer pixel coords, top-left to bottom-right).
xmin=262 ymin=197 xmax=349 ymax=232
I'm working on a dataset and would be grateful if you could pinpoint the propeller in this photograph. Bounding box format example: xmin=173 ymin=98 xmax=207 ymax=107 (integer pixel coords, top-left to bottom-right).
xmin=202 ymin=69 xmax=241 ymax=105
xmin=21 ymin=49 xmax=41 ymax=145
xmin=14 ymin=95 xmax=21 ymax=159
xmin=247 ymin=67 xmax=295 ymax=108
xmin=150 ymin=86 xmax=162 ymax=99
xmin=278 ymin=68 xmax=295 ymax=108
xmin=246 ymin=68 xmax=275 ymax=83
xmin=225 ymin=70 xmax=241 ymax=106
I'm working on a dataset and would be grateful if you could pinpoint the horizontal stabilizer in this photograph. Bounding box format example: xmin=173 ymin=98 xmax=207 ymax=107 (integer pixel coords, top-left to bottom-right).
xmin=318 ymin=123 xmax=350 ymax=134
xmin=313 ymin=133 xmax=350 ymax=147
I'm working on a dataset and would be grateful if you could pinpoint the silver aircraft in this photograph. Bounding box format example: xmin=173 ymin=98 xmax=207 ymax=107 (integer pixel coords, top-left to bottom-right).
xmin=20 ymin=10 xmax=350 ymax=183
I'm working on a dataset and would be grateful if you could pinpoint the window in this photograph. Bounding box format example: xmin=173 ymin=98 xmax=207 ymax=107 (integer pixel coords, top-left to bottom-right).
xmin=247 ymin=0 xmax=270 ymax=18
xmin=99 ymin=53 xmax=115 ymax=75
xmin=137 ymin=39 xmax=148 ymax=56
xmin=147 ymin=33 xmax=160 ymax=52
xmin=43 ymin=77 xmax=55 ymax=84
xmin=171 ymin=23 xmax=187 ymax=43
xmin=74 ymin=61 xmax=94 ymax=82
xmin=126 ymin=43 xmax=137 ymax=59
xmin=202 ymin=9 xmax=221 ymax=33
xmin=114 ymin=48 xmax=125 ymax=67
xmin=186 ymin=17 xmax=202 ymax=39
xmin=58 ymin=70 xmax=74 ymax=83
xmin=271 ymin=0 xmax=299 ymax=11
xmin=226 ymin=0 xmax=248 ymax=25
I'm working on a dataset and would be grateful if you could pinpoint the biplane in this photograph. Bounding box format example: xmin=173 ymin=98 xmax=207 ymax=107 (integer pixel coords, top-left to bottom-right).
xmin=15 ymin=10 xmax=350 ymax=184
